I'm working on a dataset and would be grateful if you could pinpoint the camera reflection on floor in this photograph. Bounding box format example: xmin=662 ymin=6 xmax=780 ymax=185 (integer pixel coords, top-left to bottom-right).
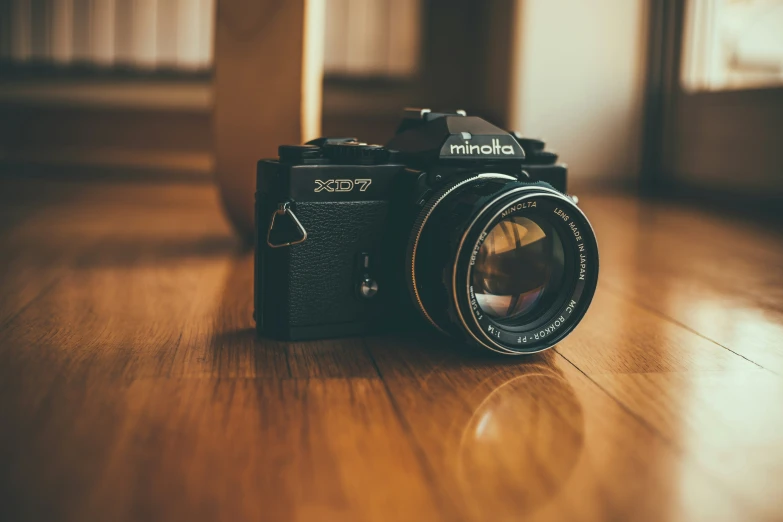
xmin=0 ymin=176 xmax=781 ymax=522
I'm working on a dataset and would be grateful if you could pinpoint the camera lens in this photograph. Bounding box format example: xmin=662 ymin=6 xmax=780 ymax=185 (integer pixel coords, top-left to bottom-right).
xmin=406 ymin=174 xmax=598 ymax=355
xmin=472 ymin=216 xmax=564 ymax=324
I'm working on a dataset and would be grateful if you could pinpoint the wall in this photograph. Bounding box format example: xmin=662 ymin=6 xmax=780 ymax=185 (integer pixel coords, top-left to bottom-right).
xmin=509 ymin=0 xmax=649 ymax=188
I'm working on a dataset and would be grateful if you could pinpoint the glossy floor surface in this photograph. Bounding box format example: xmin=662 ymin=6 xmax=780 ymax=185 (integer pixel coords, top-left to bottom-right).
xmin=1 ymin=178 xmax=782 ymax=522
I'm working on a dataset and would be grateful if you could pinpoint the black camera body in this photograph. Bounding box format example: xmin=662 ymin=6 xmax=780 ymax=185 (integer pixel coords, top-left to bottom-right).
xmin=255 ymin=109 xmax=598 ymax=354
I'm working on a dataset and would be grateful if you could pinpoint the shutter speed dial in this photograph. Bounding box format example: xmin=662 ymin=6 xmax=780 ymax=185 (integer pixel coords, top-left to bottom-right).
xmin=323 ymin=142 xmax=391 ymax=165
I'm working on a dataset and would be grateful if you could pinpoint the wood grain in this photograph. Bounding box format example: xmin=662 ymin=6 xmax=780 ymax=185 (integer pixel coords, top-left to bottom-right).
xmin=1 ymin=177 xmax=782 ymax=521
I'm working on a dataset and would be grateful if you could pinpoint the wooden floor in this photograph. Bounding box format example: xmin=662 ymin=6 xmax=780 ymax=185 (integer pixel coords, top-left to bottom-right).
xmin=1 ymin=177 xmax=783 ymax=522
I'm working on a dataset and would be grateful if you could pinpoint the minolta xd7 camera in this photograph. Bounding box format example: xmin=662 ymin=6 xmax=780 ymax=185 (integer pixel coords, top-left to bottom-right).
xmin=255 ymin=109 xmax=598 ymax=355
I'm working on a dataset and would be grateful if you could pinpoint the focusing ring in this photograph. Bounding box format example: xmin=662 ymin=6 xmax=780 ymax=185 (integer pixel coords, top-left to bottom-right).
xmin=406 ymin=174 xmax=516 ymax=334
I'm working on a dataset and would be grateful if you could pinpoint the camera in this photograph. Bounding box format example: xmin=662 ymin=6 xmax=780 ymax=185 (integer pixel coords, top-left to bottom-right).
xmin=255 ymin=109 xmax=598 ymax=355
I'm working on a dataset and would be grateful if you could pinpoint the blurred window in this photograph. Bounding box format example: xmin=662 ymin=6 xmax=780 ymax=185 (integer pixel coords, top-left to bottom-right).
xmin=0 ymin=0 xmax=214 ymax=72
xmin=681 ymin=0 xmax=783 ymax=91
xmin=0 ymin=0 xmax=423 ymax=78
xmin=323 ymin=0 xmax=422 ymax=79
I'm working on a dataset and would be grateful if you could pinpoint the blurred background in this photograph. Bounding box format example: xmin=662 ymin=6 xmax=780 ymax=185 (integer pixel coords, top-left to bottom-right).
xmin=0 ymin=0 xmax=781 ymax=222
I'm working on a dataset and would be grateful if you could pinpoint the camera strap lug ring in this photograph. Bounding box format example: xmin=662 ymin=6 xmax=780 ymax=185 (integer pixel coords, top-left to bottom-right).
xmin=267 ymin=201 xmax=307 ymax=248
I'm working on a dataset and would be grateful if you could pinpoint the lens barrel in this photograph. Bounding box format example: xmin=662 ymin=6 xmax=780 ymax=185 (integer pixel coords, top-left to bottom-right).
xmin=406 ymin=174 xmax=598 ymax=354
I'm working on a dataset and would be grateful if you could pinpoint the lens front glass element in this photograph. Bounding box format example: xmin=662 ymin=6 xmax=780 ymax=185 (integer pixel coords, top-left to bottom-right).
xmin=472 ymin=216 xmax=565 ymax=325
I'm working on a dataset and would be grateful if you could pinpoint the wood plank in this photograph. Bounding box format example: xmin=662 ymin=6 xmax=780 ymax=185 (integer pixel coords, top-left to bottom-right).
xmin=367 ymin=336 xmax=747 ymax=522
xmin=594 ymin=370 xmax=783 ymax=521
xmin=578 ymin=194 xmax=783 ymax=373
xmin=0 ymin=177 xmax=232 ymax=329
xmin=0 ymin=377 xmax=444 ymax=522
xmin=0 ymin=180 xmax=118 ymax=327
xmin=556 ymin=288 xmax=760 ymax=375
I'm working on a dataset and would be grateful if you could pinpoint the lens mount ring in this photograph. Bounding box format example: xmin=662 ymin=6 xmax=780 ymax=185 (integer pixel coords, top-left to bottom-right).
xmin=451 ymin=186 xmax=598 ymax=355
